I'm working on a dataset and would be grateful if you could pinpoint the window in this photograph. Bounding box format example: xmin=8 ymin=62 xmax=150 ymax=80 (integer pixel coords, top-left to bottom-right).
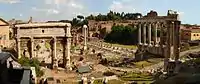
xmin=197 ymin=34 xmax=199 ymax=36
xmin=42 ymin=30 xmax=44 ymax=33
xmin=194 ymin=34 xmax=196 ymax=36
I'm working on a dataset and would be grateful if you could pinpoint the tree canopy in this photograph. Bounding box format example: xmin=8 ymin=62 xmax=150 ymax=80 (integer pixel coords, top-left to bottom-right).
xmin=71 ymin=15 xmax=88 ymax=29
xmin=86 ymin=10 xmax=142 ymax=21
xmin=104 ymin=25 xmax=138 ymax=45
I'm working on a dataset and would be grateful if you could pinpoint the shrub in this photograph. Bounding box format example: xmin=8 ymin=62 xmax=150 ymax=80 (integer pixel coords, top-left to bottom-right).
xmin=18 ymin=57 xmax=44 ymax=77
xmin=93 ymin=79 xmax=103 ymax=84
xmin=103 ymin=71 xmax=115 ymax=76
xmin=181 ymin=43 xmax=190 ymax=51
xmin=45 ymin=42 xmax=51 ymax=49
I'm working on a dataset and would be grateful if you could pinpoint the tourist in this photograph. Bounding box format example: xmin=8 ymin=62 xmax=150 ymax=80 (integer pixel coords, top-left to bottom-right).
xmin=39 ymin=78 xmax=44 ymax=84
xmin=43 ymin=78 xmax=48 ymax=84
xmin=103 ymin=77 xmax=108 ymax=84
xmin=71 ymin=62 xmax=77 ymax=70
xmin=92 ymin=49 xmax=95 ymax=54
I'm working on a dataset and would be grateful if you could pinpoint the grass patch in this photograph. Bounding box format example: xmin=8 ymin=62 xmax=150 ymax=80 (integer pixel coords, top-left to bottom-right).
xmin=108 ymin=79 xmax=124 ymax=84
xmin=93 ymin=79 xmax=103 ymax=84
xmin=134 ymin=61 xmax=153 ymax=68
xmin=120 ymin=72 xmax=154 ymax=81
xmin=190 ymin=45 xmax=200 ymax=49
xmin=93 ymin=79 xmax=124 ymax=84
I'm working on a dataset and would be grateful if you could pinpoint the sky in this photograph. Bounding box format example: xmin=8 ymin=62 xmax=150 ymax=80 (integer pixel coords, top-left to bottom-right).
xmin=0 ymin=0 xmax=199 ymax=24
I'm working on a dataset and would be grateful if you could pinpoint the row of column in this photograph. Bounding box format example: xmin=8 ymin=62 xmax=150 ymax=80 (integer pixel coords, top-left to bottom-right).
xmin=136 ymin=21 xmax=181 ymax=73
xmin=137 ymin=22 xmax=159 ymax=46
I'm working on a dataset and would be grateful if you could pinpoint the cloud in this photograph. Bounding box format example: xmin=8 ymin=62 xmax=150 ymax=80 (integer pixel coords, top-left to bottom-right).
xmin=109 ymin=0 xmax=136 ymax=13
xmin=31 ymin=0 xmax=87 ymax=21
xmin=0 ymin=0 xmax=21 ymax=4
xmin=32 ymin=7 xmax=60 ymax=14
xmin=19 ymin=14 xmax=23 ymax=17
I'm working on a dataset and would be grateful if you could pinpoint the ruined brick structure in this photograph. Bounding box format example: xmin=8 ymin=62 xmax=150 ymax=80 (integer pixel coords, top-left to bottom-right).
xmin=13 ymin=22 xmax=72 ymax=69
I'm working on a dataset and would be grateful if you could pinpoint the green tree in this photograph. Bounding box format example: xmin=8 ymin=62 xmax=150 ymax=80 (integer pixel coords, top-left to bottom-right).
xmin=77 ymin=15 xmax=84 ymax=20
xmin=18 ymin=57 xmax=44 ymax=77
xmin=104 ymin=25 xmax=138 ymax=45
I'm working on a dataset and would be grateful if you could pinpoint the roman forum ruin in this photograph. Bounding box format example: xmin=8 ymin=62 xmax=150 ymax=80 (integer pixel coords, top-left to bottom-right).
xmin=13 ymin=22 xmax=72 ymax=69
xmin=135 ymin=10 xmax=181 ymax=73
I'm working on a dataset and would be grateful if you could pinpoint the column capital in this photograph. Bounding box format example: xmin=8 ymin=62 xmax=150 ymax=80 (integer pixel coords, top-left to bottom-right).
xmin=143 ymin=22 xmax=147 ymax=26
xmin=155 ymin=21 xmax=160 ymax=24
xmin=53 ymin=36 xmax=57 ymax=40
xmin=30 ymin=37 xmax=34 ymax=41
xmin=83 ymin=25 xmax=88 ymax=29
xmin=66 ymin=23 xmax=72 ymax=27
xmin=16 ymin=37 xmax=21 ymax=42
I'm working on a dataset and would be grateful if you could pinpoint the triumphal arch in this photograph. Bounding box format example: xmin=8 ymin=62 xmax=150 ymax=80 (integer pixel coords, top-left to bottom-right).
xmin=134 ymin=10 xmax=181 ymax=73
xmin=14 ymin=22 xmax=72 ymax=69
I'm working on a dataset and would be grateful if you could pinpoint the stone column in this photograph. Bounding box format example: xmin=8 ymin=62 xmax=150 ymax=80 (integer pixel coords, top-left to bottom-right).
xmin=160 ymin=23 xmax=165 ymax=56
xmin=174 ymin=21 xmax=181 ymax=61
xmin=138 ymin=23 xmax=142 ymax=45
xmin=17 ymin=38 xmax=21 ymax=59
xmin=172 ymin=21 xmax=175 ymax=59
xmin=164 ymin=21 xmax=173 ymax=73
xmin=155 ymin=22 xmax=158 ymax=46
xmin=17 ymin=27 xmax=21 ymax=59
xmin=174 ymin=21 xmax=181 ymax=73
xmin=148 ymin=23 xmax=152 ymax=46
xmin=65 ymin=23 xmax=72 ymax=70
xmin=83 ymin=25 xmax=87 ymax=50
xmin=76 ymin=34 xmax=79 ymax=46
xmin=66 ymin=37 xmax=71 ymax=70
xmin=30 ymin=37 xmax=34 ymax=58
xmin=53 ymin=37 xmax=58 ymax=69
xmin=143 ymin=23 xmax=147 ymax=45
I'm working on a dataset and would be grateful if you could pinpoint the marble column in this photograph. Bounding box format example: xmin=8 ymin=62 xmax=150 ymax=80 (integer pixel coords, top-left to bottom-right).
xmin=30 ymin=37 xmax=34 ymax=58
xmin=160 ymin=23 xmax=165 ymax=56
xmin=155 ymin=22 xmax=158 ymax=46
xmin=148 ymin=23 xmax=152 ymax=46
xmin=65 ymin=23 xmax=72 ymax=70
xmin=174 ymin=21 xmax=181 ymax=73
xmin=53 ymin=37 xmax=58 ymax=68
xmin=17 ymin=27 xmax=21 ymax=59
xmin=164 ymin=21 xmax=173 ymax=73
xmin=66 ymin=37 xmax=71 ymax=70
xmin=76 ymin=34 xmax=79 ymax=46
xmin=143 ymin=23 xmax=147 ymax=45
xmin=172 ymin=21 xmax=175 ymax=59
xmin=17 ymin=38 xmax=21 ymax=59
xmin=174 ymin=21 xmax=181 ymax=61
xmin=138 ymin=23 xmax=142 ymax=45
xmin=83 ymin=25 xmax=87 ymax=50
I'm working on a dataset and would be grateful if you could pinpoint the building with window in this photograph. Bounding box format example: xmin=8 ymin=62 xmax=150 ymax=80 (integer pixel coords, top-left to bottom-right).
xmin=181 ymin=28 xmax=200 ymax=41
xmin=0 ymin=18 xmax=10 ymax=48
